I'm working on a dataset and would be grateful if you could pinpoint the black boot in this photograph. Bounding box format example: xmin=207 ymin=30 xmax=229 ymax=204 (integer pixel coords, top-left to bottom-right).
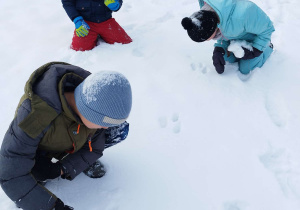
xmin=83 ymin=160 xmax=106 ymax=178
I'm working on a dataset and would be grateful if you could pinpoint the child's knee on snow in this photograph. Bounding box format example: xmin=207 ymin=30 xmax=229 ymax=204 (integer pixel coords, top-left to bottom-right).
xmin=239 ymin=61 xmax=251 ymax=75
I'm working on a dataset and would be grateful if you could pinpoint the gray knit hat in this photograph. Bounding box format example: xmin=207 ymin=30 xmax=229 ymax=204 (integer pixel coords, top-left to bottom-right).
xmin=74 ymin=71 xmax=132 ymax=127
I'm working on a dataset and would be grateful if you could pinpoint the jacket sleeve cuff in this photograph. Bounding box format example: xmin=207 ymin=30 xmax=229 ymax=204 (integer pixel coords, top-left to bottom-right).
xmin=1 ymin=175 xmax=57 ymax=210
xmin=16 ymin=184 xmax=57 ymax=210
xmin=60 ymin=159 xmax=78 ymax=180
xmin=214 ymin=40 xmax=230 ymax=50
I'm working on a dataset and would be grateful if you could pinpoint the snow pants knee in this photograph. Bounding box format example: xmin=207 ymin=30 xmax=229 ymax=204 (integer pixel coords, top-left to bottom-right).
xmin=224 ymin=45 xmax=273 ymax=74
xmin=71 ymin=18 xmax=132 ymax=51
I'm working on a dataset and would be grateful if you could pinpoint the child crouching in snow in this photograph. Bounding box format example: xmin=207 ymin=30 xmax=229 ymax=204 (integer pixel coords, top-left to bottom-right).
xmin=0 ymin=62 xmax=132 ymax=209
xmin=181 ymin=0 xmax=275 ymax=77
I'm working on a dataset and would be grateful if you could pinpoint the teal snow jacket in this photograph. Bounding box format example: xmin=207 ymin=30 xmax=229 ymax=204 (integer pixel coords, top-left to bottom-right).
xmin=198 ymin=0 xmax=275 ymax=51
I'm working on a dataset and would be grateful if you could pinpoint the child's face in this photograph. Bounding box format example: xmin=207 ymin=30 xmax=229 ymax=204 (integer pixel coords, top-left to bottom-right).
xmin=206 ymin=28 xmax=218 ymax=41
xmin=79 ymin=112 xmax=108 ymax=129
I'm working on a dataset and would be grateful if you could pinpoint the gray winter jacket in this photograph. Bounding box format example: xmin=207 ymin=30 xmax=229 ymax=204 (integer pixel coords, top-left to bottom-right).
xmin=0 ymin=63 xmax=106 ymax=210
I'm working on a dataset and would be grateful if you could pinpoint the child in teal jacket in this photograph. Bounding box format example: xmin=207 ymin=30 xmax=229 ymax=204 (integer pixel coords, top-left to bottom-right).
xmin=182 ymin=0 xmax=275 ymax=75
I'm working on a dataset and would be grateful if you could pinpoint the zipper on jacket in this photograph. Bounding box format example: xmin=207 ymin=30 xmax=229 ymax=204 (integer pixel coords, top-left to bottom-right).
xmin=72 ymin=124 xmax=81 ymax=135
xmin=77 ymin=124 xmax=80 ymax=134
xmin=67 ymin=124 xmax=81 ymax=153
xmin=88 ymin=134 xmax=93 ymax=152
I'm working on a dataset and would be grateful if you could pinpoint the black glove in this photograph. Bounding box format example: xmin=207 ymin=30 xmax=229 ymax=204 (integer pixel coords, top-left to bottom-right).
xmin=241 ymin=47 xmax=263 ymax=60
xmin=55 ymin=198 xmax=74 ymax=210
xmin=212 ymin=47 xmax=226 ymax=74
xmin=60 ymin=164 xmax=72 ymax=181
xmin=83 ymin=160 xmax=106 ymax=179
xmin=31 ymin=155 xmax=61 ymax=182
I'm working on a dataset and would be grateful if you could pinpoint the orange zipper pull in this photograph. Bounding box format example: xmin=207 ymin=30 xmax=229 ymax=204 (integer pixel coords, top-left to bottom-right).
xmin=88 ymin=134 xmax=92 ymax=152
xmin=77 ymin=124 xmax=81 ymax=134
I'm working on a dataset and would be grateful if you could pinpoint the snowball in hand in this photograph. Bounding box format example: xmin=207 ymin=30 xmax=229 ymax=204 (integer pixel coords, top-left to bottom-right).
xmin=228 ymin=40 xmax=253 ymax=58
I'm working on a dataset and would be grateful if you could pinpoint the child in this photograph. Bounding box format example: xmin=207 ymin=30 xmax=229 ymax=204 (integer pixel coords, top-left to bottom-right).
xmin=181 ymin=0 xmax=275 ymax=76
xmin=0 ymin=62 xmax=132 ymax=209
xmin=62 ymin=0 xmax=132 ymax=51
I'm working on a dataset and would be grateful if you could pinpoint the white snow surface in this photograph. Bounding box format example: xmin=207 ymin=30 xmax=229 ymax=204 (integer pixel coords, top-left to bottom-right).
xmin=1 ymin=0 xmax=300 ymax=210
xmin=228 ymin=40 xmax=254 ymax=58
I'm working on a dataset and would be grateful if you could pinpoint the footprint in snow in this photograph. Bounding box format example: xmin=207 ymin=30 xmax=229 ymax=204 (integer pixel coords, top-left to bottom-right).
xmin=159 ymin=113 xmax=181 ymax=134
xmin=259 ymin=145 xmax=300 ymax=198
xmin=264 ymin=93 xmax=289 ymax=127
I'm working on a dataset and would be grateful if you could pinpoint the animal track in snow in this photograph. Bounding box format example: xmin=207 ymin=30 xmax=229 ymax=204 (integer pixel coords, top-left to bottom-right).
xmin=264 ymin=93 xmax=289 ymax=127
xmin=159 ymin=113 xmax=181 ymax=134
xmin=190 ymin=62 xmax=207 ymax=74
xmin=223 ymin=201 xmax=248 ymax=210
xmin=158 ymin=116 xmax=168 ymax=128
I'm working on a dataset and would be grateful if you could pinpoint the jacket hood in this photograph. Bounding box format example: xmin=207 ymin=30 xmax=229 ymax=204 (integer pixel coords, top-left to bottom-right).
xmin=200 ymin=0 xmax=236 ymax=31
xmin=31 ymin=63 xmax=91 ymax=114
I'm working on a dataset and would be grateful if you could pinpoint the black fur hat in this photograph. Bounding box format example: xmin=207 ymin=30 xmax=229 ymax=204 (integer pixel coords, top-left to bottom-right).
xmin=181 ymin=10 xmax=219 ymax=42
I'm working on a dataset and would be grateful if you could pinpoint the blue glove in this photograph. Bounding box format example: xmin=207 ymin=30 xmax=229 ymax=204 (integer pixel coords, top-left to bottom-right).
xmin=105 ymin=121 xmax=129 ymax=149
xmin=104 ymin=0 xmax=120 ymax=11
xmin=73 ymin=16 xmax=90 ymax=37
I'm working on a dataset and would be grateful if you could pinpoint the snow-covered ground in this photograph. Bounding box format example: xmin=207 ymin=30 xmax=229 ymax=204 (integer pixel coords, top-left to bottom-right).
xmin=1 ymin=0 xmax=300 ymax=209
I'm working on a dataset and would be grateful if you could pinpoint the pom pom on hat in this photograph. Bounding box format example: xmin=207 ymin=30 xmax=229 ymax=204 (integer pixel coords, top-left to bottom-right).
xmin=181 ymin=17 xmax=194 ymax=30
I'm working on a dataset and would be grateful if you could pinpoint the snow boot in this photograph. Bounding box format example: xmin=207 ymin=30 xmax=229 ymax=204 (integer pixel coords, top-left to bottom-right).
xmin=83 ymin=160 xmax=106 ymax=178
xmin=237 ymin=70 xmax=252 ymax=81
